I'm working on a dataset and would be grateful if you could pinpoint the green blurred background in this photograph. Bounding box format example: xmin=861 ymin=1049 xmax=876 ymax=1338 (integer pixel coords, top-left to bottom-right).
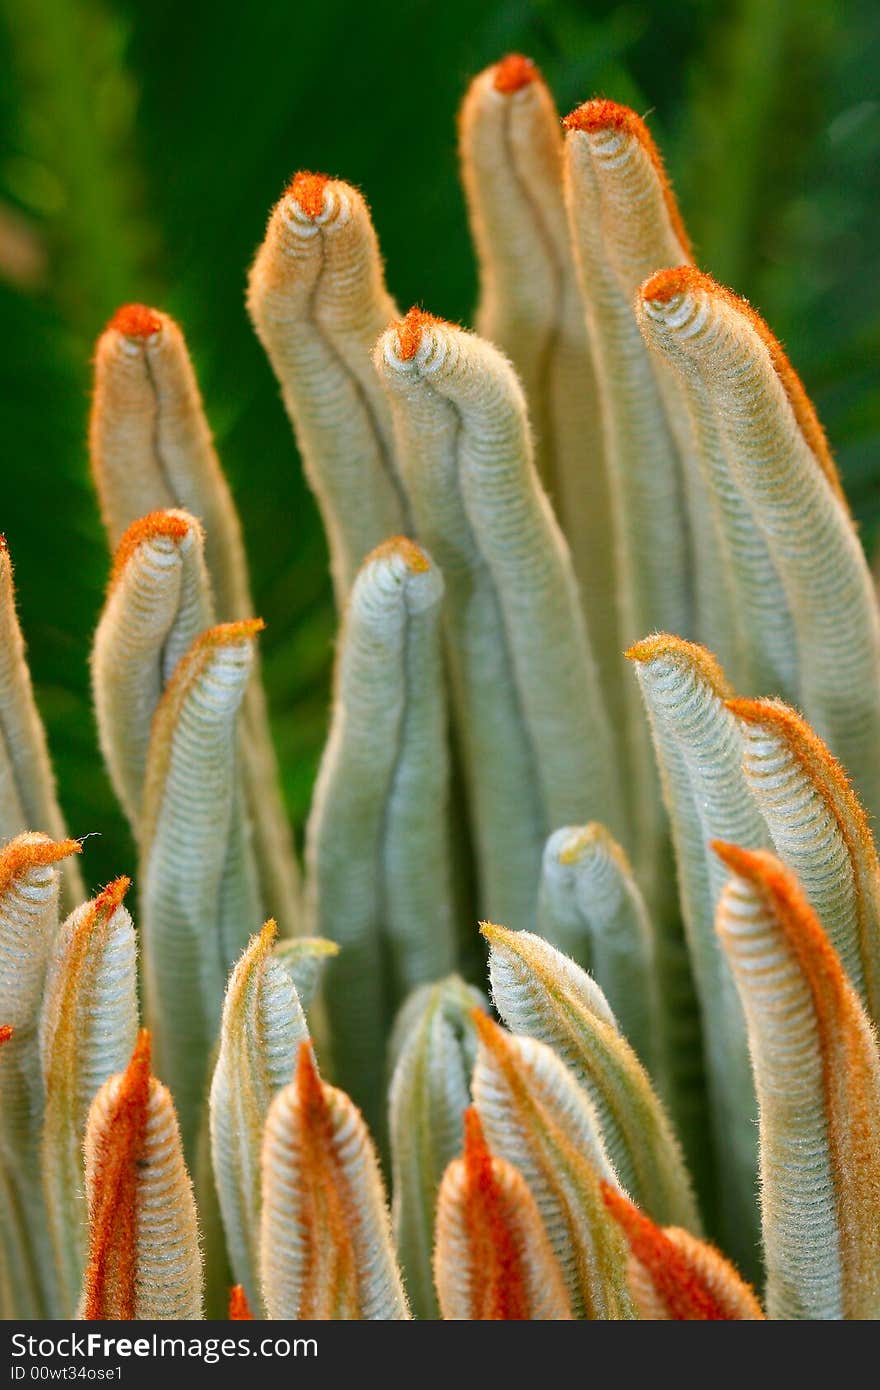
xmin=1 ymin=0 xmax=878 ymax=890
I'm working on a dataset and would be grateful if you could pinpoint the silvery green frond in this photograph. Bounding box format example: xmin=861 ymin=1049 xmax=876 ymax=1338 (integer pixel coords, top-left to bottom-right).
xmin=209 ymin=920 xmax=309 ymax=1311
xmin=0 ymin=543 xmax=83 ymax=913
xmin=91 ymin=510 xmax=213 ymax=829
xmin=81 ymin=1031 xmax=203 ymax=1320
xmin=90 ymin=306 xmax=300 ymax=939
xmin=0 ymin=834 xmax=81 ymax=1317
xmin=247 ymin=175 xmax=408 ymax=604
xmin=272 ymin=936 xmax=339 ymax=1013
xmin=305 ymin=537 xmax=455 ymax=1130
xmin=483 ymin=925 xmax=698 ymax=1234
xmin=434 ymin=1106 xmax=572 ymax=1320
xmin=459 ymin=61 xmax=616 ymax=721
xmin=375 ymin=311 xmax=626 ymax=935
xmin=387 ymin=975 xmax=487 ymax=1319
xmin=472 ymin=1013 xmax=633 ymax=1319
xmin=637 ymin=268 xmax=880 ymax=823
xmin=260 ymin=1043 xmax=410 ymax=1320
xmin=537 ymin=823 xmax=661 ymax=1076
xmin=730 ymin=696 xmax=880 ymax=1024
xmin=139 ymin=621 xmax=264 ymax=1159
xmin=716 ymin=844 xmax=880 ymax=1320
xmin=39 ymin=879 xmax=138 ymax=1317
xmin=628 ymin=634 xmax=765 ymax=1270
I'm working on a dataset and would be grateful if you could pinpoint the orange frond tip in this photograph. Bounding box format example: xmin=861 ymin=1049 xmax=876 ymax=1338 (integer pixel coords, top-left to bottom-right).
xmin=110 ymin=510 xmax=197 ymax=587
xmin=493 ymin=53 xmax=538 ymax=94
xmin=228 ymin=1285 xmax=253 ymax=1320
xmin=287 ymin=171 xmax=330 ymax=219
xmin=601 ymin=1183 xmax=758 ymax=1319
xmin=202 ymin=617 xmax=266 ymax=647
xmin=395 ymin=306 xmax=441 ymax=362
xmin=0 ymin=1024 xmax=13 ymax=1046
xmin=639 ymin=267 xmax=840 ymax=497
xmin=364 ymin=535 xmax=431 ymax=573
xmin=624 ymin=632 xmax=731 ymax=694
xmin=108 ymin=304 xmax=163 ymax=340
xmin=0 ymin=833 xmax=82 ymax=899
xmin=94 ymin=875 xmax=131 ymax=918
xmin=294 ymin=1039 xmax=324 ymax=1113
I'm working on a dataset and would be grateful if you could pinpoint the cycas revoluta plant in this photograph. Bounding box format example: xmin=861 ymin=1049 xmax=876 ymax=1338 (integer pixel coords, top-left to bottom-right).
xmin=1 ymin=53 xmax=879 ymax=1322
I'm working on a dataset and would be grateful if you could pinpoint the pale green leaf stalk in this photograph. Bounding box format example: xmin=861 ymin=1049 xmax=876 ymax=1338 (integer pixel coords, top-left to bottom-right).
xmin=0 ymin=834 xmax=80 ymax=1318
xmin=209 ymin=920 xmax=309 ymax=1311
xmin=472 ymin=1012 xmax=634 ymax=1320
xmin=537 ymin=823 xmax=661 ymax=1076
xmin=0 ymin=542 xmax=83 ymax=914
xmin=730 ymin=696 xmax=880 ymax=1024
xmin=139 ymin=621 xmax=264 ymax=1159
xmin=716 ymin=844 xmax=880 ymax=1319
xmin=247 ymin=173 xmax=408 ymax=604
xmin=91 ymin=509 xmax=213 ymax=828
xmin=305 ymin=537 xmax=455 ymax=1130
xmin=375 ymin=311 xmax=627 ymax=935
xmin=260 ymin=1043 xmax=410 ymax=1320
xmin=628 ymin=634 xmax=767 ymax=1272
xmin=387 ymin=976 xmax=487 ymax=1319
xmin=483 ymin=924 xmax=699 ymax=1234
xmin=80 ymin=1031 xmax=204 ymax=1320
xmin=90 ymin=306 xmax=300 ymax=938
xmin=459 ymin=59 xmax=617 ymax=726
xmin=637 ymin=268 xmax=880 ymax=824
xmin=39 ymin=878 xmax=138 ymax=1318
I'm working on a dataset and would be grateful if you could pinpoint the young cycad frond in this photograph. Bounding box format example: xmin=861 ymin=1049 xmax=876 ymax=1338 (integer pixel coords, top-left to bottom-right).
xmin=537 ymin=824 xmax=660 ymax=1074
xmin=247 ymin=174 xmax=408 ymax=603
xmin=387 ymin=976 xmax=487 ymax=1319
xmin=375 ymin=310 xmax=626 ymax=935
xmin=730 ymin=696 xmax=880 ymax=1023
xmin=637 ymin=268 xmax=880 ymax=822
xmin=0 ymin=541 xmax=83 ymax=913
xmin=272 ymin=935 xmax=339 ymax=1013
xmin=483 ymin=924 xmax=697 ymax=1233
xmin=601 ymin=1183 xmax=764 ymax=1320
xmin=434 ymin=1106 xmax=572 ymax=1320
xmin=458 ymin=59 xmax=615 ymax=709
xmin=627 ymin=633 xmax=765 ymax=1269
xmin=90 ymin=306 xmax=300 ymax=939
xmin=81 ymin=1030 xmax=203 ymax=1320
xmin=471 ymin=1012 xmax=633 ymax=1319
xmin=715 ymin=843 xmax=880 ymax=1320
xmin=228 ymin=1285 xmax=253 ymax=1320
xmin=40 ymin=877 xmax=138 ymax=1317
xmin=209 ymin=920 xmax=309 ymax=1311
xmin=260 ymin=1043 xmax=410 ymax=1320
xmin=0 ymin=833 xmax=81 ymax=1317
xmin=92 ymin=510 xmax=213 ymax=828
xmin=306 ymin=537 xmax=454 ymax=1127
xmin=139 ymin=621 xmax=264 ymax=1157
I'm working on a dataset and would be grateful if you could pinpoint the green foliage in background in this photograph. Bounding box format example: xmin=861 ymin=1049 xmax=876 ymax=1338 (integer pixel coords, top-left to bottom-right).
xmin=1 ymin=0 xmax=878 ymax=889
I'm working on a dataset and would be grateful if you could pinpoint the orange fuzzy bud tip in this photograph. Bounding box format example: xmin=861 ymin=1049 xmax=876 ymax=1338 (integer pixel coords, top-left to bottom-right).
xmin=288 ymin=172 xmax=330 ymax=219
xmin=364 ymin=536 xmax=431 ymax=573
xmin=493 ymin=54 xmax=537 ymax=94
xmin=110 ymin=511 xmax=194 ymax=588
xmin=82 ymin=1030 xmax=152 ymax=1321
xmin=396 ymin=306 xmax=440 ymax=361
xmin=108 ymin=304 xmax=163 ymax=339
xmin=228 ymin=1285 xmax=253 ymax=1320
xmin=94 ymin=876 xmax=131 ymax=919
xmin=0 ymin=1024 xmax=13 ymax=1046
xmin=639 ymin=266 xmax=842 ymax=501
xmin=563 ymin=100 xmax=692 ymax=259
xmin=601 ymin=1183 xmax=727 ymax=1319
xmin=0 ymin=835 xmax=82 ymax=901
